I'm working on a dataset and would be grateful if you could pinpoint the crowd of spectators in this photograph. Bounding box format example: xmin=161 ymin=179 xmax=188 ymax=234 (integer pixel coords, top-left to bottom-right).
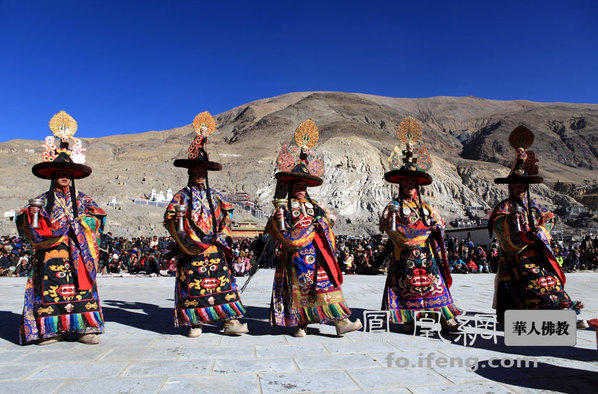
xmin=336 ymin=236 xmax=391 ymax=275
xmin=446 ymin=236 xmax=495 ymax=274
xmin=98 ymin=234 xmax=176 ymax=276
xmin=229 ymin=237 xmax=258 ymax=276
xmin=99 ymin=233 xmax=263 ymax=277
xmin=0 ymin=236 xmax=32 ymax=277
xmin=2 ymin=232 xmax=597 ymax=278
xmin=555 ymin=235 xmax=598 ymax=273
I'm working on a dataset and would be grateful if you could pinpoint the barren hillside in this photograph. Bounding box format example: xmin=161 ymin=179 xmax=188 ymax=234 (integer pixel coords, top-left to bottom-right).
xmin=1 ymin=92 xmax=596 ymax=237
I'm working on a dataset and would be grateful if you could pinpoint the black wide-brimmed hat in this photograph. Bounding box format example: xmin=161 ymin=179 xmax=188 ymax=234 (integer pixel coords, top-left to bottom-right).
xmin=173 ymin=111 xmax=223 ymax=171
xmin=32 ymin=111 xmax=92 ymax=180
xmin=384 ymin=168 xmax=432 ymax=185
xmin=384 ymin=117 xmax=433 ymax=185
xmin=33 ymin=151 xmax=92 ymax=180
xmin=494 ymin=125 xmax=543 ymax=184
xmin=274 ymin=120 xmax=324 ymax=187
xmin=275 ymin=162 xmax=323 ymax=187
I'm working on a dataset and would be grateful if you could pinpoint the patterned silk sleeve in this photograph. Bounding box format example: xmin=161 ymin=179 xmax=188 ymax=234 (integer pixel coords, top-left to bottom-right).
xmin=533 ymin=201 xmax=555 ymax=249
xmin=78 ymin=192 xmax=107 ymax=236
xmin=312 ymin=199 xmax=336 ymax=228
xmin=212 ymin=190 xmax=233 ymax=252
xmin=266 ymin=206 xmax=316 ymax=249
xmin=164 ymin=190 xmax=202 ymax=255
xmin=491 ymin=201 xmax=533 ymax=254
xmin=384 ymin=200 xmax=432 ymax=250
xmin=16 ymin=192 xmax=68 ymax=249
xmin=428 ymin=203 xmax=445 ymax=230
xmin=164 ymin=188 xmax=233 ymax=255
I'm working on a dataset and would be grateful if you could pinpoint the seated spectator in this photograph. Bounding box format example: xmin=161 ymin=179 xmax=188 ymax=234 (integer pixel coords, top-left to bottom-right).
xmin=166 ymin=257 xmax=177 ymax=276
xmin=344 ymin=254 xmax=355 ymax=274
xmin=233 ymin=256 xmax=245 ymax=276
xmin=0 ymin=248 xmax=15 ymax=276
xmin=555 ymin=252 xmax=564 ymax=267
xmin=563 ymin=249 xmax=580 ymax=272
xmin=465 ymin=258 xmax=478 ymax=273
xmin=449 ymin=252 xmax=468 ymax=274
xmin=108 ymin=254 xmax=124 ymax=274
xmin=245 ymin=252 xmax=255 ymax=275
xmin=14 ymin=252 xmax=31 ymax=277
xmin=144 ymin=251 xmax=161 ymax=276
xmin=128 ymin=253 xmax=142 ymax=275
xmin=474 ymin=246 xmax=490 ymax=273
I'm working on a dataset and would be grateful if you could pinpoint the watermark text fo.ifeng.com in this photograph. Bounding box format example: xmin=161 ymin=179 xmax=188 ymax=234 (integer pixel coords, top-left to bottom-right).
xmin=385 ymin=352 xmax=538 ymax=372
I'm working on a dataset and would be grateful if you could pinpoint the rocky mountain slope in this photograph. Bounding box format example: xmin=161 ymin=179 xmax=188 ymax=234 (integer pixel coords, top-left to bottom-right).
xmin=1 ymin=92 xmax=597 ymax=237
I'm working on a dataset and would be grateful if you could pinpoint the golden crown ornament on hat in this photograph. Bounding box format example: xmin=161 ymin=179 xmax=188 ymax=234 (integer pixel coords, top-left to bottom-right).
xmin=274 ymin=119 xmax=325 ymax=187
xmin=43 ymin=111 xmax=86 ymax=164
xmin=187 ymin=111 xmax=216 ymax=160
xmin=494 ymin=125 xmax=542 ymax=184
xmin=32 ymin=111 xmax=92 ymax=179
xmin=173 ymin=111 xmax=222 ymax=170
xmin=384 ymin=117 xmax=433 ymax=185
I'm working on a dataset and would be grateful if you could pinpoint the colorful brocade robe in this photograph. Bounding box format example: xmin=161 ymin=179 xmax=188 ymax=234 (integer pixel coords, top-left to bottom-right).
xmin=164 ymin=186 xmax=245 ymax=326
xmin=382 ymin=197 xmax=462 ymax=323
xmin=266 ymin=199 xmax=350 ymax=327
xmin=16 ymin=188 xmax=106 ymax=344
xmin=490 ymin=197 xmax=573 ymax=323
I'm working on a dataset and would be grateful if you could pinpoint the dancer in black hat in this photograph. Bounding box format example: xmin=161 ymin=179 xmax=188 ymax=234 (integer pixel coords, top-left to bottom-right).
xmin=164 ymin=111 xmax=248 ymax=337
xmin=489 ymin=125 xmax=587 ymax=328
xmin=17 ymin=111 xmax=106 ymax=345
xmin=267 ymin=120 xmax=362 ymax=337
xmin=380 ymin=117 xmax=462 ymax=333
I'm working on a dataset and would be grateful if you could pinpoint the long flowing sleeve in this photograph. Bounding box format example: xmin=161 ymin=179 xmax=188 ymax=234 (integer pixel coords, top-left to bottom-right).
xmin=165 ymin=187 xmax=233 ymax=255
xmin=381 ymin=200 xmax=433 ymax=250
xmin=265 ymin=200 xmax=335 ymax=251
xmin=490 ymin=200 xmax=547 ymax=255
xmin=16 ymin=193 xmax=68 ymax=249
xmin=265 ymin=208 xmax=317 ymax=249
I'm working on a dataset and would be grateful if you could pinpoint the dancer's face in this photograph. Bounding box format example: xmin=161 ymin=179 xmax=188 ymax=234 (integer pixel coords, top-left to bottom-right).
xmin=190 ymin=166 xmax=207 ymax=186
xmin=290 ymin=181 xmax=307 ymax=199
xmin=510 ymin=182 xmax=528 ymax=199
xmin=54 ymin=171 xmax=72 ymax=188
xmin=400 ymin=178 xmax=417 ymax=199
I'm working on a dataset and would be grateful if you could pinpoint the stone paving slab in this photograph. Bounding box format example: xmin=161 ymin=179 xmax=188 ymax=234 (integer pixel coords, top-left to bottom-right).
xmin=256 ymin=344 xmax=330 ymax=358
xmin=161 ymin=375 xmax=259 ymax=393
xmin=348 ymin=367 xmax=451 ymax=389
xmin=409 ymin=382 xmax=517 ymax=393
xmin=29 ymin=361 xmax=130 ymax=380
xmin=124 ymin=360 xmax=212 ymax=377
xmin=0 ymin=271 xmax=597 ymax=393
xmin=56 ymin=377 xmax=165 ymax=394
xmin=100 ymin=345 xmax=182 ymax=361
xmin=295 ymin=354 xmax=380 ymax=371
xmin=259 ymin=371 xmax=359 ymax=393
xmin=178 ymin=345 xmax=256 ymax=360
xmin=0 ymin=380 xmax=65 ymax=394
xmin=213 ymin=357 xmax=297 ymax=375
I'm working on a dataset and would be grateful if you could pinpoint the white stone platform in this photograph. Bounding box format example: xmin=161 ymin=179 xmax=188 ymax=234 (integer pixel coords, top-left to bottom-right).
xmin=1 ymin=271 xmax=596 ymax=393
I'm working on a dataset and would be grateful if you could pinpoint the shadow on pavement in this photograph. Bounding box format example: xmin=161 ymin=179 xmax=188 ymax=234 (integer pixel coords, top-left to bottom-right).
xmin=456 ymin=311 xmax=598 ymax=362
xmin=102 ymin=301 xmax=279 ymax=336
xmin=474 ymin=360 xmax=598 ymax=391
xmin=0 ymin=310 xmax=22 ymax=344
xmin=242 ymin=306 xmax=368 ymax=337
xmin=102 ymin=299 xmax=181 ymax=336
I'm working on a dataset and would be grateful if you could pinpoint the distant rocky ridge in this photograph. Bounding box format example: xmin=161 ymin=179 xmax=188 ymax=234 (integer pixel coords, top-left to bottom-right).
xmin=1 ymin=92 xmax=597 ymax=237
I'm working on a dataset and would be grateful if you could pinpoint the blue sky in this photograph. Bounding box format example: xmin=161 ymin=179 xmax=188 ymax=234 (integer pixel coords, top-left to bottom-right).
xmin=1 ymin=0 xmax=596 ymax=142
